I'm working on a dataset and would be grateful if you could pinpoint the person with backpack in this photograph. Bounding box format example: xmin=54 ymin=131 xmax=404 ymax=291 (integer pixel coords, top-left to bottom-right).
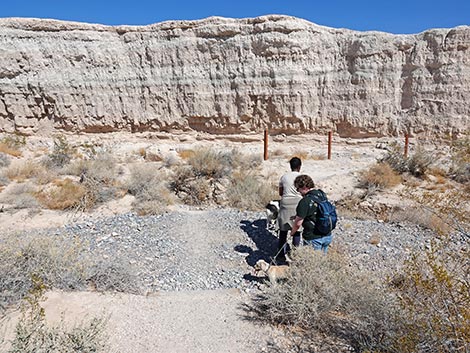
xmin=290 ymin=174 xmax=337 ymax=253
xmin=276 ymin=157 xmax=302 ymax=261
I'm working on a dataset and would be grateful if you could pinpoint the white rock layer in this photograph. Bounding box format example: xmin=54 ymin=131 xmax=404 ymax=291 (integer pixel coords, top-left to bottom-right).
xmin=0 ymin=15 xmax=469 ymax=137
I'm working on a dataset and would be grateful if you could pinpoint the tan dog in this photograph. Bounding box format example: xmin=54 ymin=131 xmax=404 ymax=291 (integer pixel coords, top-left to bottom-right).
xmin=254 ymin=259 xmax=290 ymax=283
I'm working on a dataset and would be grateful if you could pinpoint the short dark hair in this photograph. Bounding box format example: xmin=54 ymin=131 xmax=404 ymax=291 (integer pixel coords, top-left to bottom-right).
xmin=289 ymin=157 xmax=302 ymax=171
xmin=294 ymin=174 xmax=315 ymax=190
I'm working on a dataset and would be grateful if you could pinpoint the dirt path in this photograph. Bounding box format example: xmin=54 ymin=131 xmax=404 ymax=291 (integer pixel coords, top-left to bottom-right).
xmin=38 ymin=289 xmax=282 ymax=353
xmin=2 ymin=209 xmax=286 ymax=353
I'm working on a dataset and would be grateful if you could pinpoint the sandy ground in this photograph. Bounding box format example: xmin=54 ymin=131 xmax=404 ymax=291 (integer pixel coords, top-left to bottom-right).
xmin=0 ymin=131 xmax=389 ymax=234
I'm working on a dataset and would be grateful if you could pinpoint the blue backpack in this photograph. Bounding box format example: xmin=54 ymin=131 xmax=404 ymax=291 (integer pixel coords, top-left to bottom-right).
xmin=306 ymin=190 xmax=338 ymax=235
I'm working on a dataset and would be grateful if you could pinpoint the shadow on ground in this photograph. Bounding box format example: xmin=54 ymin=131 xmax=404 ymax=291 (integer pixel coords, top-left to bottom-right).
xmin=237 ymin=218 xmax=278 ymax=267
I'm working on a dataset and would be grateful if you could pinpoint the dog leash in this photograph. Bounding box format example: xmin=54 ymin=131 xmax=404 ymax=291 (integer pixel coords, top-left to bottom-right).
xmin=270 ymin=243 xmax=288 ymax=266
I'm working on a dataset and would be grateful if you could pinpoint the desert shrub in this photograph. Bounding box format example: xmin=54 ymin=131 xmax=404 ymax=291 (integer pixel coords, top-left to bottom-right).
xmin=227 ymin=172 xmax=277 ymax=210
xmin=406 ymin=146 xmax=434 ymax=177
xmin=43 ymin=135 xmax=74 ymax=169
xmin=0 ymin=232 xmax=141 ymax=313
xmin=0 ymin=152 xmax=11 ymax=168
xmin=249 ymin=247 xmax=401 ymax=352
xmin=66 ymin=152 xmax=123 ymax=208
xmin=0 ymin=234 xmax=88 ymax=311
xmin=390 ymin=241 xmax=470 ymax=353
xmin=227 ymin=148 xmax=262 ymax=170
xmin=382 ymin=142 xmax=408 ymax=174
xmin=187 ymin=148 xmax=232 ymax=178
xmin=35 ymin=178 xmax=87 ymax=210
xmin=449 ymin=136 xmax=470 ymax=183
xmin=5 ymin=160 xmax=39 ymax=182
xmin=397 ymin=186 xmax=470 ymax=237
xmin=127 ymin=164 xmax=174 ymax=214
xmin=358 ymin=162 xmax=401 ymax=190
xmin=5 ymin=278 xmax=107 ymax=353
xmin=0 ymin=183 xmax=39 ymax=209
xmin=0 ymin=134 xmax=25 ymax=157
xmin=382 ymin=143 xmax=434 ymax=178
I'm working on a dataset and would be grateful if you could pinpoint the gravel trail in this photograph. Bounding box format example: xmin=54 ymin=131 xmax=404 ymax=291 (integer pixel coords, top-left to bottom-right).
xmin=6 ymin=207 xmax=461 ymax=352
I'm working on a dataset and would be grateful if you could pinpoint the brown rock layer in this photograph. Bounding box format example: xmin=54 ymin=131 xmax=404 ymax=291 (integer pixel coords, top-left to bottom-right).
xmin=0 ymin=15 xmax=469 ymax=137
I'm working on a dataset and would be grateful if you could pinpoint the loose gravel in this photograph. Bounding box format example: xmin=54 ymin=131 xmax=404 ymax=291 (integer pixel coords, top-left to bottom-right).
xmin=23 ymin=207 xmax=464 ymax=294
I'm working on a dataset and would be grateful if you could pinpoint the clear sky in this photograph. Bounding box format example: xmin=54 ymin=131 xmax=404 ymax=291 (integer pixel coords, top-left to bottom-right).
xmin=1 ymin=0 xmax=469 ymax=34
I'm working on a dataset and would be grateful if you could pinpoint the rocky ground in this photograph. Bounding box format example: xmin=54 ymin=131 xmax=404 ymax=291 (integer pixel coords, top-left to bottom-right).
xmin=2 ymin=205 xmax=454 ymax=352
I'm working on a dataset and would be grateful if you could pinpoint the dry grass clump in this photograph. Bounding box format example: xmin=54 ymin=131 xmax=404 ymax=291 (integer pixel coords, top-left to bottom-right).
xmin=227 ymin=171 xmax=277 ymax=210
xmin=395 ymin=186 xmax=470 ymax=236
xmin=249 ymin=247 xmax=401 ymax=352
xmin=177 ymin=149 xmax=196 ymax=160
xmin=358 ymin=162 xmax=401 ymax=190
xmin=35 ymin=178 xmax=87 ymax=210
xmin=5 ymin=160 xmax=56 ymax=185
xmin=391 ymin=241 xmax=470 ymax=353
xmin=4 ymin=279 xmax=107 ymax=353
xmin=187 ymin=148 xmax=233 ymax=178
xmin=0 ymin=134 xmax=25 ymax=157
xmin=171 ymin=148 xmax=267 ymax=208
xmin=127 ymin=163 xmax=174 ymax=214
xmin=0 ymin=183 xmax=39 ymax=210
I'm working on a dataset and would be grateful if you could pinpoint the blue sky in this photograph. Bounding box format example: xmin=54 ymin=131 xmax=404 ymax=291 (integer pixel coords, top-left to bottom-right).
xmin=1 ymin=0 xmax=469 ymax=34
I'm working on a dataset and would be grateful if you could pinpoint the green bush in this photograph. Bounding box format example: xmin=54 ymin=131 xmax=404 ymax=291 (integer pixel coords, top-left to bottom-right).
xmin=43 ymin=135 xmax=74 ymax=169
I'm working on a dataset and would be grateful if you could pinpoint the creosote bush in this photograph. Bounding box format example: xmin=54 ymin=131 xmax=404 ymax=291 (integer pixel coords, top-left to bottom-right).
xmin=250 ymin=247 xmax=401 ymax=352
xmin=391 ymin=241 xmax=470 ymax=353
xmin=43 ymin=135 xmax=74 ymax=169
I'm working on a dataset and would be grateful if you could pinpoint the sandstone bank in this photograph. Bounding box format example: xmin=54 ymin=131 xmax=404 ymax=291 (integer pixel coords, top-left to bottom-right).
xmin=0 ymin=15 xmax=469 ymax=137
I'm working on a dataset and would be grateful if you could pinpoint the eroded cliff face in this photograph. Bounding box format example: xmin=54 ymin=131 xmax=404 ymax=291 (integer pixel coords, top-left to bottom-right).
xmin=0 ymin=15 xmax=469 ymax=137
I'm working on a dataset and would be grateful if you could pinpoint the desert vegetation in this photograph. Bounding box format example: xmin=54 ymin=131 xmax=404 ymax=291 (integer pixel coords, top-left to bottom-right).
xmin=0 ymin=132 xmax=469 ymax=352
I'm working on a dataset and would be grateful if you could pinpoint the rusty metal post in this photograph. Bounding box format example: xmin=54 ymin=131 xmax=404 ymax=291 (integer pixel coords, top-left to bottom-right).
xmin=327 ymin=131 xmax=332 ymax=160
xmin=264 ymin=129 xmax=268 ymax=161
xmin=404 ymin=133 xmax=409 ymax=158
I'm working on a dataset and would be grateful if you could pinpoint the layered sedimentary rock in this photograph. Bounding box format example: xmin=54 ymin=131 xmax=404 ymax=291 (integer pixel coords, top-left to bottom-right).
xmin=0 ymin=15 xmax=469 ymax=137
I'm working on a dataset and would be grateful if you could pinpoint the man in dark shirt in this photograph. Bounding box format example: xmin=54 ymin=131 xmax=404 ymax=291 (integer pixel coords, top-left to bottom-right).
xmin=290 ymin=174 xmax=333 ymax=253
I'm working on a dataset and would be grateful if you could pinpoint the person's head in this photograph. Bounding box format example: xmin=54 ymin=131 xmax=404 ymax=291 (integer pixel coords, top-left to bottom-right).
xmin=294 ymin=174 xmax=315 ymax=195
xmin=289 ymin=157 xmax=302 ymax=171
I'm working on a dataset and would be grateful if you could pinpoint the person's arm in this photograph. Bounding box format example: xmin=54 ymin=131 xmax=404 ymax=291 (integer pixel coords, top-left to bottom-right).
xmin=278 ymin=186 xmax=284 ymax=197
xmin=290 ymin=216 xmax=303 ymax=236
